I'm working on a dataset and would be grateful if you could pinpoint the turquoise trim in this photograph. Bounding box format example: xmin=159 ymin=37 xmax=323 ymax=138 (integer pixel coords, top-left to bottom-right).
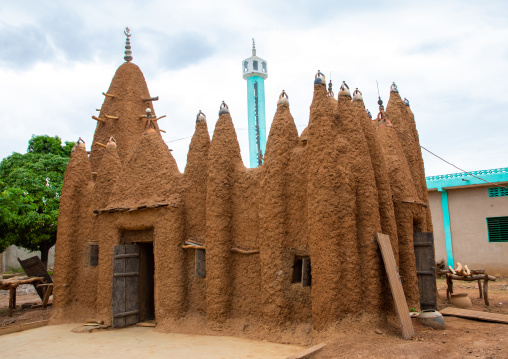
xmin=246 ymin=76 xmax=267 ymax=168
xmin=439 ymin=189 xmax=454 ymax=267
xmin=426 ymin=167 xmax=508 ymax=190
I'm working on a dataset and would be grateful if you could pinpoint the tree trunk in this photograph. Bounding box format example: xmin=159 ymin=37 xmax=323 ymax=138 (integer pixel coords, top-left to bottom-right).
xmin=39 ymin=239 xmax=55 ymax=269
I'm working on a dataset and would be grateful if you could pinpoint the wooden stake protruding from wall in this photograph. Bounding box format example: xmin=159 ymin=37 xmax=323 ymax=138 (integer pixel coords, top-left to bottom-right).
xmin=155 ymin=115 xmax=166 ymax=121
xmin=102 ymin=92 xmax=114 ymax=98
xmin=95 ymin=142 xmax=107 ymax=149
xmin=159 ymin=129 xmax=166 ymax=133
xmin=142 ymin=96 xmax=159 ymax=101
xmin=92 ymin=116 xmax=105 ymax=123
xmin=105 ymin=115 xmax=119 ymax=120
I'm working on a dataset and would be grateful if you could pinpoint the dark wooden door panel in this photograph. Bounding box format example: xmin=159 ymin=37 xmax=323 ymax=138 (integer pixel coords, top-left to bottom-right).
xmin=413 ymin=232 xmax=437 ymax=310
xmin=112 ymin=245 xmax=140 ymax=328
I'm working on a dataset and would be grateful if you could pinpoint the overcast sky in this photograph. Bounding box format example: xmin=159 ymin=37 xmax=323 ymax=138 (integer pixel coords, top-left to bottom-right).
xmin=1 ymin=1 xmax=507 ymax=176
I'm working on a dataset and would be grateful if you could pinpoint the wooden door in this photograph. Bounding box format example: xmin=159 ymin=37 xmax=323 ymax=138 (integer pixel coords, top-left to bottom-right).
xmin=413 ymin=232 xmax=437 ymax=310
xmin=112 ymin=245 xmax=140 ymax=328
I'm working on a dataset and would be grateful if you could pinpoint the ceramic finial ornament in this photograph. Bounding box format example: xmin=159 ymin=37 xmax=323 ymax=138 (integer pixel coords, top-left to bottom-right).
xmin=124 ymin=27 xmax=133 ymax=62
xmin=390 ymin=82 xmax=398 ymax=93
xmin=219 ymin=101 xmax=230 ymax=115
xmin=352 ymin=88 xmax=363 ymax=101
xmin=196 ymin=110 xmax=206 ymax=123
xmin=75 ymin=137 xmax=86 ymax=150
xmin=338 ymin=81 xmax=350 ymax=97
xmin=277 ymin=90 xmax=289 ymax=106
xmin=314 ymin=70 xmax=325 ymax=85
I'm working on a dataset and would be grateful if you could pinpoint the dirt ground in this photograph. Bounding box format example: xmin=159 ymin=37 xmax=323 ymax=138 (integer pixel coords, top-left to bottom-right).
xmin=1 ymin=278 xmax=507 ymax=358
xmin=0 ymin=284 xmax=52 ymax=327
xmin=314 ymin=276 xmax=508 ymax=359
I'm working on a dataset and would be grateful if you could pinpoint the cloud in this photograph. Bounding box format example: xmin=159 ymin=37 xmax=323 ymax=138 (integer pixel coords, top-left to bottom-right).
xmin=0 ymin=23 xmax=54 ymax=69
xmin=1 ymin=0 xmax=508 ymax=178
xmin=404 ymin=40 xmax=455 ymax=55
xmin=160 ymin=32 xmax=216 ymax=70
xmin=134 ymin=29 xmax=216 ymax=72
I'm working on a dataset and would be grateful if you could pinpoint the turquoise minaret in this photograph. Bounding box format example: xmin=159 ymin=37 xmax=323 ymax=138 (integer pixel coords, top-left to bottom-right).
xmin=242 ymin=39 xmax=267 ymax=167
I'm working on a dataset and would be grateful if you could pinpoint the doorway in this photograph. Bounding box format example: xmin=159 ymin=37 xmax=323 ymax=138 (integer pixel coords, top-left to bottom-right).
xmin=137 ymin=242 xmax=155 ymax=321
xmin=114 ymin=228 xmax=155 ymax=327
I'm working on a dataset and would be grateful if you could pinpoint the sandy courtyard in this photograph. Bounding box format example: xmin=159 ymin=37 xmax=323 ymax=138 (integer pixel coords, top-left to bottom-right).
xmin=0 ymin=323 xmax=303 ymax=359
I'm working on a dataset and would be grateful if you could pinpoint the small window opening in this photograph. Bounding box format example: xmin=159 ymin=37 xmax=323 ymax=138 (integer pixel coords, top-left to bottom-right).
xmin=253 ymin=60 xmax=258 ymax=71
xmin=262 ymin=62 xmax=266 ymax=72
xmin=292 ymin=256 xmax=311 ymax=287
xmin=488 ymin=187 xmax=508 ymax=197
xmin=89 ymin=244 xmax=99 ymax=266
xmin=487 ymin=216 xmax=508 ymax=242
xmin=413 ymin=218 xmax=423 ymax=233
xmin=195 ymin=249 xmax=206 ymax=277
xmin=243 ymin=61 xmax=248 ymax=72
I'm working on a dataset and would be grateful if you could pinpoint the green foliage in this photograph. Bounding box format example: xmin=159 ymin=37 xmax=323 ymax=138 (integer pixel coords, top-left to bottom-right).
xmin=6 ymin=267 xmax=25 ymax=274
xmin=0 ymin=135 xmax=74 ymax=257
xmin=27 ymin=134 xmax=74 ymax=157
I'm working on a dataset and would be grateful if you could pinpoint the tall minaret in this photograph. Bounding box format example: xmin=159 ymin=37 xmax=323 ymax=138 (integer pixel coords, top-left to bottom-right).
xmin=242 ymin=39 xmax=268 ymax=167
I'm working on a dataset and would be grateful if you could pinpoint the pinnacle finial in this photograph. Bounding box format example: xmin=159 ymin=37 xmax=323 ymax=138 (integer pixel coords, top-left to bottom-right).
xmin=73 ymin=137 xmax=86 ymax=151
xmin=252 ymin=38 xmax=256 ymax=56
xmin=196 ymin=110 xmax=207 ymax=123
xmin=338 ymin=81 xmax=351 ymax=97
xmin=124 ymin=27 xmax=133 ymax=62
xmin=375 ymin=96 xmax=392 ymax=128
xmin=314 ymin=70 xmax=325 ymax=85
xmin=327 ymin=80 xmax=334 ymax=98
xmin=219 ymin=101 xmax=230 ymax=115
xmin=352 ymin=88 xmax=363 ymax=101
xmin=277 ymin=90 xmax=289 ymax=106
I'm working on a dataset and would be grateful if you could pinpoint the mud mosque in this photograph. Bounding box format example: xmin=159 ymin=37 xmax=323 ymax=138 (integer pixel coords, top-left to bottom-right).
xmin=52 ymin=29 xmax=433 ymax=341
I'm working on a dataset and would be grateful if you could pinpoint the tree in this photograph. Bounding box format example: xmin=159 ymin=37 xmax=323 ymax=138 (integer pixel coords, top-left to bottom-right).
xmin=27 ymin=134 xmax=74 ymax=157
xmin=0 ymin=135 xmax=74 ymax=267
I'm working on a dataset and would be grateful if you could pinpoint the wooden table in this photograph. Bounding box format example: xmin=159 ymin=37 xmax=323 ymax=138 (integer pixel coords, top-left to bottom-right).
xmin=0 ymin=276 xmax=45 ymax=316
xmin=438 ymin=270 xmax=496 ymax=306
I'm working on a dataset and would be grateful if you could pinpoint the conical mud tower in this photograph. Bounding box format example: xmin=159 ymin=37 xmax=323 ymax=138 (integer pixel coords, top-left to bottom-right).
xmin=89 ymin=28 xmax=160 ymax=172
xmin=53 ymin=32 xmax=433 ymax=342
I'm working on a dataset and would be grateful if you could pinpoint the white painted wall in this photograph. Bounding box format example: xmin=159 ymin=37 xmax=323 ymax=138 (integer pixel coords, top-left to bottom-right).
xmin=1 ymin=245 xmax=55 ymax=272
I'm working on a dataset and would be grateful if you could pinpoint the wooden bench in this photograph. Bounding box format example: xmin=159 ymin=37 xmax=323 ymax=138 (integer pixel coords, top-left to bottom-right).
xmin=438 ymin=269 xmax=496 ymax=306
xmin=0 ymin=276 xmax=45 ymax=316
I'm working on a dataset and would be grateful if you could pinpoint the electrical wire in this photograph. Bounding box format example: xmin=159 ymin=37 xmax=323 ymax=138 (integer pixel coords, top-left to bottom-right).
xmin=391 ymin=125 xmax=508 ymax=190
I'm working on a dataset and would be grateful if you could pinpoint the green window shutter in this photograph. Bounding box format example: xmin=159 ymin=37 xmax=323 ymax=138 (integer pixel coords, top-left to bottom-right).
xmin=488 ymin=187 xmax=508 ymax=197
xmin=487 ymin=216 xmax=508 ymax=242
